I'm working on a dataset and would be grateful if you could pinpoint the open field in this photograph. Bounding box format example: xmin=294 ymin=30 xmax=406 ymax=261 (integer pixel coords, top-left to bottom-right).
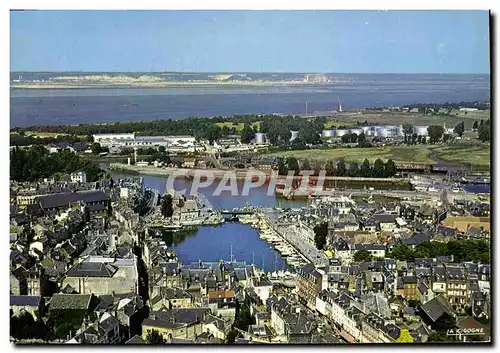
xmin=264 ymin=144 xmax=490 ymax=168
xmin=432 ymin=144 xmax=491 ymax=169
xmin=323 ymin=121 xmax=358 ymax=129
xmin=323 ymin=110 xmax=490 ymax=130
xmin=11 ymin=131 xmax=86 ymax=138
xmin=264 ymin=146 xmax=434 ymax=164
xmin=448 ymin=109 xmax=491 ymax=120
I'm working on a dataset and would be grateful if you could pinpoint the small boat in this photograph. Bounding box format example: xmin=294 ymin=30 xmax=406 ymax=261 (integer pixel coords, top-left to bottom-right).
xmin=363 ymin=193 xmax=375 ymax=204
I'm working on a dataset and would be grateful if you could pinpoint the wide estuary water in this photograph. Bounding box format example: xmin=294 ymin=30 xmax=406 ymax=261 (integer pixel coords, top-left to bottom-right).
xmin=10 ymin=74 xmax=490 ymax=127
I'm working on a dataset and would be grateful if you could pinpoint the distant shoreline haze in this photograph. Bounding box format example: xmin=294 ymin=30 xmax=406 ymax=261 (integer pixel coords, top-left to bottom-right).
xmin=9 ymin=73 xmax=490 ymax=128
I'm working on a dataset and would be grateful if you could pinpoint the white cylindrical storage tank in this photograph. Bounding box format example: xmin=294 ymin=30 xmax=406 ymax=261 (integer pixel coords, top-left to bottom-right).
xmin=365 ymin=129 xmax=374 ymax=136
xmin=376 ymin=127 xmax=388 ymax=137
xmin=335 ymin=129 xmax=348 ymax=137
xmin=349 ymin=128 xmax=363 ymax=135
xmin=290 ymin=131 xmax=299 ymax=141
xmin=255 ymin=132 xmax=267 ymax=144
xmin=361 ymin=126 xmax=371 ymax=134
xmin=321 ymin=129 xmax=335 ymax=138
xmin=396 ymin=125 xmax=404 ymax=136
xmin=414 ymin=126 xmax=429 ymax=136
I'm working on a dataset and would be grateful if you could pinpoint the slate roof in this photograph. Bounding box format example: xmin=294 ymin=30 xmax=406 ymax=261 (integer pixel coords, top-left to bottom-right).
xmin=99 ymin=313 xmax=120 ymax=332
xmin=49 ymin=294 xmax=94 ymax=311
xmin=204 ymin=314 xmax=228 ymax=331
xmin=420 ymin=295 xmax=456 ymax=322
xmin=10 ymin=295 xmax=42 ymax=307
xmin=402 ymin=233 xmax=430 ymax=246
xmin=352 ymin=244 xmax=386 ymax=251
xmin=38 ymin=190 xmax=109 ymax=210
xmin=66 ymin=261 xmax=118 ymax=278
xmin=372 ymin=213 xmax=396 ymax=223
xmin=403 ymin=276 xmax=417 ymax=284
xmin=143 ymin=308 xmax=211 ymax=330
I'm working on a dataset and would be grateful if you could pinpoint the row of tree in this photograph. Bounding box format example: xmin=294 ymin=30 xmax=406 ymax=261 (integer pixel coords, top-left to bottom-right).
xmin=10 ymin=146 xmax=107 ymax=182
xmin=386 ymin=239 xmax=490 ymax=263
xmin=476 ymin=120 xmax=490 ymax=142
xmin=277 ymin=157 xmax=398 ymax=178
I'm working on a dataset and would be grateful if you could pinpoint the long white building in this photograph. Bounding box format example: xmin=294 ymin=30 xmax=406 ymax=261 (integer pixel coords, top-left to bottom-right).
xmin=92 ymin=133 xmax=197 ymax=151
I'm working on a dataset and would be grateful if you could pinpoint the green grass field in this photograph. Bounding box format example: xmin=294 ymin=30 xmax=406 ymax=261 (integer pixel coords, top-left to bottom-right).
xmin=13 ymin=131 xmax=86 ymax=138
xmin=327 ymin=110 xmax=490 ymax=130
xmin=264 ymin=146 xmax=434 ymax=164
xmin=323 ymin=121 xmax=358 ymax=129
xmin=264 ymin=144 xmax=490 ymax=168
xmin=432 ymin=144 xmax=491 ymax=169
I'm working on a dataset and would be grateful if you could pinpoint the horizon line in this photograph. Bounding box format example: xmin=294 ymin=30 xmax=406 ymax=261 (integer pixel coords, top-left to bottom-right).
xmin=9 ymin=70 xmax=491 ymax=75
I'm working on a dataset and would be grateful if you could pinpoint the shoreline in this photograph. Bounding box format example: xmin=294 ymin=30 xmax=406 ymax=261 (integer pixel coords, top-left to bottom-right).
xmin=108 ymin=163 xmax=410 ymax=184
xmin=10 ymin=82 xmax=342 ymax=90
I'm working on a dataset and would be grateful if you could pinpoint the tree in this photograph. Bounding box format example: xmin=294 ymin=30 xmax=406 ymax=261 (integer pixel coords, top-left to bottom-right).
xmin=353 ymin=250 xmax=372 ymax=262
xmin=387 ymin=245 xmax=415 ymax=261
xmin=411 ymin=133 xmax=418 ymax=144
xmin=402 ymin=123 xmax=414 ymax=142
xmin=205 ymin=125 xmax=222 ymax=144
xmin=478 ymin=120 xmax=490 ymax=142
xmin=427 ymin=125 xmax=445 ymax=143
xmin=226 ymin=329 xmax=239 ymax=344
xmin=347 ymin=162 xmax=359 ymax=177
xmin=313 ymin=161 xmax=322 ymax=176
xmin=277 ymin=158 xmax=287 ymax=176
xmin=454 ymin=121 xmax=465 ymax=137
xmin=302 ymin=158 xmax=311 ymax=171
xmin=473 ymin=121 xmax=479 ymax=131
xmin=313 ymin=222 xmax=328 ymax=250
xmin=384 ymin=159 xmax=397 ymax=177
xmin=158 ymin=146 xmax=166 ymax=153
xmin=286 ymin=157 xmax=300 ymax=176
xmin=335 ymin=159 xmax=346 ymax=177
xmin=146 ymin=329 xmax=166 ymax=344
xmin=233 ymin=301 xmax=255 ymax=331
xmin=161 ymin=194 xmax=174 ymax=218
xmin=442 ymin=134 xmax=451 ymax=143
xmin=360 ymin=158 xmax=372 ymax=177
xmin=10 ymin=146 xmax=106 ymax=183
xmin=91 ymin=142 xmax=102 ymax=155
xmin=241 ymin=123 xmax=255 ymax=144
xmin=373 ymin=158 xmax=385 ymax=178
xmin=85 ymin=134 xmax=94 ymax=143
xmin=325 ymin=160 xmax=335 ymax=177
xmin=357 ymin=132 xmax=366 ymax=146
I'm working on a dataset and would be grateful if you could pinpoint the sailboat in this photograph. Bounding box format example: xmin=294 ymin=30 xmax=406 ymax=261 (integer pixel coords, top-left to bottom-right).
xmin=364 ymin=193 xmax=375 ymax=204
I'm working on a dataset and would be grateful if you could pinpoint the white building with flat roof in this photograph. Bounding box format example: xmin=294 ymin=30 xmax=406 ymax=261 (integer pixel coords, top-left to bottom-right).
xmin=92 ymin=133 xmax=197 ymax=152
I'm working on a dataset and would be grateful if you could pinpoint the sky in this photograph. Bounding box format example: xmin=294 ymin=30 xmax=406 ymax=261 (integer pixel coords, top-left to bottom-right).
xmin=10 ymin=10 xmax=490 ymax=74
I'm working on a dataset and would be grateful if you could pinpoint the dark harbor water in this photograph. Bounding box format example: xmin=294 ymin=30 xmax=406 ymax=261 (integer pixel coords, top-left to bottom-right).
xmin=160 ymin=224 xmax=290 ymax=273
xmin=108 ymin=169 xmax=304 ymax=272
xmin=461 ymin=183 xmax=490 ymax=194
xmin=10 ymin=74 xmax=490 ymax=127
